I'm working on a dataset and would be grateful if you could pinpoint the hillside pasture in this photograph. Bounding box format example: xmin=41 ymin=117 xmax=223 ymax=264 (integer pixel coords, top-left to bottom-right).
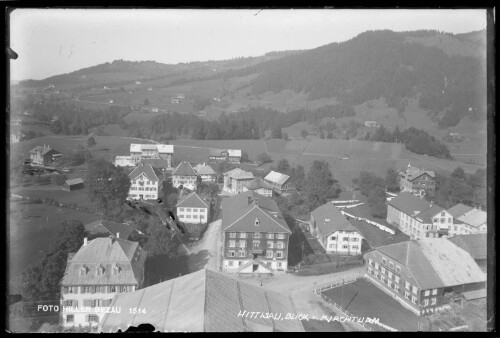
xmin=282 ymin=121 xmax=317 ymax=139
xmin=13 ymin=186 xmax=97 ymax=210
xmin=354 ymin=98 xmax=406 ymax=129
xmin=170 ymin=139 xmax=266 ymax=162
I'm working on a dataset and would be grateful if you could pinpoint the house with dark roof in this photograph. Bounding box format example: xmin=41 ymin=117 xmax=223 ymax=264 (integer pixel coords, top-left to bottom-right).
xmin=194 ymin=163 xmax=217 ymax=183
xmin=448 ymin=234 xmax=487 ymax=272
xmin=264 ymin=171 xmax=292 ymax=195
xmin=172 ymin=161 xmax=198 ymax=190
xmin=386 ymin=192 xmax=452 ymax=239
xmin=243 ymin=178 xmax=273 ymax=197
xmin=398 ymin=163 xmax=436 ymax=198
xmin=62 ymin=178 xmax=84 ymax=191
xmin=310 ymin=202 xmax=363 ymax=255
xmin=209 ymin=149 xmax=242 ymax=163
xmin=447 ymin=203 xmax=487 ymax=236
xmin=176 ymin=192 xmax=210 ymax=224
xmin=98 ymin=268 xmax=304 ymax=332
xmin=222 ymin=191 xmax=292 ymax=273
xmin=364 ymin=238 xmax=486 ymax=316
xmin=128 ymin=163 xmax=161 ymax=200
xmin=60 ymin=237 xmax=147 ymax=328
xmin=84 ymin=220 xmax=137 ymax=240
xmin=29 ymin=145 xmax=61 ymax=165
xmin=223 ymin=168 xmax=254 ymax=194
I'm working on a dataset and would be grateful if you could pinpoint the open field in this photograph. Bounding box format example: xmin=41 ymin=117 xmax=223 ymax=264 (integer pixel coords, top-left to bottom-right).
xmin=170 ymin=139 xmax=267 ymax=162
xmin=8 ymin=201 xmax=102 ymax=291
xmin=354 ymin=97 xmax=406 ymax=129
xmin=13 ymin=186 xmax=97 ymax=210
xmin=322 ymin=278 xmax=422 ymax=331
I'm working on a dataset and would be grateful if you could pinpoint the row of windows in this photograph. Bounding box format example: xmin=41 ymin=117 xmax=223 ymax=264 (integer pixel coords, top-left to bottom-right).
xmin=179 ymin=214 xmax=205 ymax=220
xmin=79 ymin=266 xmax=121 ymax=277
xmin=130 ymin=187 xmax=157 ymax=191
xmin=132 ymin=180 xmax=155 ymax=185
xmin=62 ymin=285 xmax=132 ymax=294
xmin=178 ymin=208 xmax=206 ymax=213
xmin=329 ymin=244 xmax=359 ymax=250
xmin=66 ymin=314 xmax=99 ymax=323
xmin=228 ymin=232 xmax=285 ymax=239
xmin=62 ymin=298 xmax=113 ymax=308
xmin=227 ymin=250 xmax=284 ymax=259
xmin=227 ymin=260 xmax=283 ymax=268
xmin=330 ymin=236 xmax=359 ymax=242
xmin=129 ymin=194 xmax=156 ymax=199
xmin=228 ymin=240 xmax=285 ymax=249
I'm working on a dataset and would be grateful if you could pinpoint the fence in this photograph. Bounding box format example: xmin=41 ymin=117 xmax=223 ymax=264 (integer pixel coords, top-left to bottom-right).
xmin=331 ymin=200 xmax=359 ymax=204
xmin=298 ymin=259 xmax=363 ymax=276
xmin=341 ymin=210 xmax=395 ymax=235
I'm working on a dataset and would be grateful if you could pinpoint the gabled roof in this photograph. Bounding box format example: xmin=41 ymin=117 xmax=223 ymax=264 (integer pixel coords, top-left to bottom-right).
xmin=224 ymin=168 xmax=254 ymax=180
xmin=62 ymin=237 xmax=146 ymax=286
xmin=457 ymin=209 xmax=487 ymax=228
xmin=64 ymin=178 xmax=84 ymax=186
xmin=245 ymin=178 xmax=273 ymax=191
xmin=99 ymin=268 xmax=304 ymax=332
xmin=447 ymin=203 xmax=474 ymax=218
xmin=194 ymin=163 xmax=216 ymax=175
xmin=141 ymin=157 xmax=170 ymax=169
xmin=130 ymin=143 xmax=174 ymax=153
xmin=401 ymin=165 xmax=435 ymax=180
xmin=264 ymin=171 xmax=290 ymax=185
xmin=176 ymin=192 xmax=209 ymax=209
xmin=448 ymin=234 xmax=487 ymax=260
xmin=84 ymin=220 xmax=136 ymax=240
xmin=128 ymin=163 xmax=159 ymax=182
xmin=376 ymin=239 xmax=486 ymax=289
xmin=172 ymin=161 xmax=197 ymax=176
xmin=387 ymin=192 xmax=433 ymax=216
xmin=222 ymin=191 xmax=291 ymax=234
xmin=414 ymin=204 xmax=445 ymax=223
xmin=29 ymin=145 xmax=59 ymax=155
xmin=311 ymin=202 xmax=360 ymax=236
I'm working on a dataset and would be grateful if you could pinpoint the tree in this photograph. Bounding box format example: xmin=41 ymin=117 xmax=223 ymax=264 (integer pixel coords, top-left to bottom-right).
xmin=282 ymin=132 xmax=289 ymax=141
xmin=385 ymin=168 xmax=400 ymax=193
xmin=87 ymin=136 xmax=96 ymax=149
xmin=257 ymin=152 xmax=272 ymax=164
xmin=144 ymin=98 xmax=150 ymax=106
xmin=51 ymin=173 xmax=67 ymax=185
xmin=240 ymin=151 xmax=250 ymax=163
xmin=50 ymin=119 xmax=62 ymax=134
xmin=301 ymin=129 xmax=308 ymax=138
xmin=144 ymin=219 xmax=178 ymax=258
xmin=272 ymin=126 xmax=282 ymax=139
xmin=451 ymin=167 xmax=466 ymax=182
xmin=305 ymin=160 xmax=341 ymax=210
xmin=291 ymin=165 xmax=306 ymax=191
xmin=275 ymin=159 xmax=291 ymax=175
xmin=85 ymin=159 xmax=131 ymax=212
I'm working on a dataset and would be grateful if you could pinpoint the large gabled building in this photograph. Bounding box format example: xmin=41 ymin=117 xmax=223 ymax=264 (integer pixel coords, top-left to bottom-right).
xmin=60 ymin=236 xmax=147 ymax=328
xmin=221 ymin=191 xmax=292 ymax=273
xmin=264 ymin=171 xmax=292 ymax=195
xmin=176 ymin=192 xmax=210 ymax=224
xmin=364 ymin=238 xmax=486 ymax=316
xmin=128 ymin=163 xmax=161 ymax=200
xmin=223 ymin=168 xmax=254 ymax=194
xmin=129 ymin=144 xmax=173 ymax=168
xmin=209 ymin=149 xmax=242 ymax=163
xmin=447 ymin=233 xmax=487 ymax=272
xmin=172 ymin=161 xmax=198 ymax=190
xmin=194 ymin=163 xmax=217 ymax=183
xmin=398 ymin=163 xmax=436 ymax=198
xmin=310 ymin=202 xmax=364 ymax=256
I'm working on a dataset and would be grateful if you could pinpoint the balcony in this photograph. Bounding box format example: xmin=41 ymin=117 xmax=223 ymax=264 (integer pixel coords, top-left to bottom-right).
xmin=250 ymin=248 xmax=264 ymax=255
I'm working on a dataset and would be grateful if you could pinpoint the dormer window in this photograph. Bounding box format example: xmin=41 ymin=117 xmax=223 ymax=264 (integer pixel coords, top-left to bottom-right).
xmin=112 ymin=264 xmax=121 ymax=275
xmin=96 ymin=265 xmax=105 ymax=276
xmin=255 ymin=218 xmax=260 ymax=226
xmin=80 ymin=265 xmax=89 ymax=276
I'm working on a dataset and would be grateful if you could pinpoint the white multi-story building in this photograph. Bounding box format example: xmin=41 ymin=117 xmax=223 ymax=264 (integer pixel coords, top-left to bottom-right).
xmin=172 ymin=162 xmax=198 ymax=190
xmin=60 ymin=236 xmax=146 ymax=329
xmin=128 ymin=163 xmax=161 ymax=200
xmin=223 ymin=168 xmax=254 ymax=194
xmin=310 ymin=202 xmax=363 ymax=255
xmin=264 ymin=171 xmax=292 ymax=195
xmin=129 ymin=144 xmax=173 ymax=168
xmin=176 ymin=192 xmax=210 ymax=224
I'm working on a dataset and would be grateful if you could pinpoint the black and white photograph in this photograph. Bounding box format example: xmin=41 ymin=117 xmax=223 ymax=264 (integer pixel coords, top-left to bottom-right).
xmin=6 ymin=8 xmax=494 ymax=332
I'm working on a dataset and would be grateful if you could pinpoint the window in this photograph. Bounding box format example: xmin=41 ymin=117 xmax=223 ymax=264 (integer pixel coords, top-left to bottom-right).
xmin=381 ymin=267 xmax=386 ymax=274
xmin=229 ymin=251 xmax=235 ymax=257
xmin=267 ymin=241 xmax=273 ymax=249
xmin=278 ymin=262 xmax=283 ymax=268
xmin=351 ymin=237 xmax=358 ymax=242
xmin=394 ymin=284 xmax=400 ymax=292
xmin=432 ymin=289 xmax=437 ymax=295
xmin=342 ymin=245 xmax=348 ymax=249
xmin=352 ymin=245 xmax=358 ymax=250
xmin=368 ymin=267 xmax=372 ymax=274
xmin=405 ymin=282 xmax=411 ymax=290
xmin=266 ymin=251 xmax=273 ymax=258
xmin=374 ymin=262 xmax=379 ymax=270
xmin=433 ymin=218 xmax=438 ymax=223
xmin=200 ymin=215 xmax=205 ymax=220
xmin=411 ymin=296 xmax=417 ymax=304
xmin=395 ymin=276 xmax=400 ymax=283
xmin=267 ymin=233 xmax=274 ymax=239
xmin=254 ymin=233 xmax=261 ymax=238
xmin=66 ymin=315 xmax=74 ymax=323
xmin=405 ymin=291 xmax=410 ymax=300
xmin=382 ymin=258 xmax=387 ymax=265
xmin=412 ymin=286 xmax=418 ymax=294
xmin=331 ymin=236 xmax=336 ymax=241
xmin=186 ymin=215 xmax=191 ymax=218
xmin=368 ymin=259 xmax=374 ymax=266
xmin=425 ymin=290 xmax=430 ymax=297
xmin=343 ymin=237 xmax=349 ymax=241
xmin=277 ymin=234 xmax=284 ymax=239
xmin=440 ymin=218 xmax=445 ymax=224
xmin=179 ymin=208 xmax=184 ymax=212
xmin=186 ymin=208 xmax=191 ymax=212
xmin=253 ymin=241 xmax=260 ymax=249
xmin=239 ymin=240 xmax=246 ymax=248
xmin=388 ymin=272 xmax=393 ymax=279
xmin=229 ymin=240 xmax=235 ymax=248
xmin=431 ymin=298 xmax=437 ymax=305
xmin=240 ymin=233 xmax=247 ymax=238
xmin=381 ymin=276 xmax=386 ymax=283
xmin=388 ymin=281 xmax=393 ymax=288
xmin=276 ymin=251 xmax=283 ymax=259
xmin=396 ymin=266 xmax=401 ymax=273
xmin=193 ymin=215 xmax=198 ymax=219
xmin=389 ymin=262 xmax=394 ymax=269
xmin=239 ymin=251 xmax=245 ymax=257
xmin=423 ymin=299 xmax=429 ymax=306
xmin=193 ymin=208 xmax=198 ymax=212
xmin=110 ymin=286 xmax=117 ymax=293
xmin=329 ymin=244 xmax=334 ymax=249
xmin=277 ymin=242 xmax=284 ymax=249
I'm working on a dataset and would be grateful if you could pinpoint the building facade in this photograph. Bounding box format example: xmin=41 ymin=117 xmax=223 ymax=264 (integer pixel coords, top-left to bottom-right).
xmin=29 ymin=145 xmax=61 ymax=165
xmin=242 ymin=178 xmax=273 ymax=198
xmin=176 ymin=192 xmax=210 ymax=224
xmin=209 ymin=149 xmax=242 ymax=163
xmin=364 ymin=239 xmax=486 ymax=316
xmin=222 ymin=191 xmax=291 ymax=273
xmin=447 ymin=204 xmax=487 ymax=236
xmin=172 ymin=162 xmax=198 ymax=190
xmin=399 ymin=163 xmax=436 ymax=198
xmin=310 ymin=202 xmax=363 ymax=255
xmin=194 ymin=163 xmax=217 ymax=183
xmin=223 ymin=168 xmax=254 ymax=194
xmin=129 ymin=144 xmax=173 ymax=168
xmin=263 ymin=171 xmax=292 ymax=195
xmin=60 ymin=236 xmax=147 ymax=328
xmin=128 ymin=163 xmax=160 ymax=200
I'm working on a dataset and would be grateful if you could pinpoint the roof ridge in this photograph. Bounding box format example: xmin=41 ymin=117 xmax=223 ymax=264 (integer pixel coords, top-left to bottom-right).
xmin=223 ymin=204 xmax=259 ymax=231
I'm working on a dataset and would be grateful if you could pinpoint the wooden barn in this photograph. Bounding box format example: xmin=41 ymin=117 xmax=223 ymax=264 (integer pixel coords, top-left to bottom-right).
xmin=62 ymin=178 xmax=84 ymax=191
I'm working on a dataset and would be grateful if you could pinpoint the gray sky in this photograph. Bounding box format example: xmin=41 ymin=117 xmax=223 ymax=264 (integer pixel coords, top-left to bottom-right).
xmin=9 ymin=9 xmax=486 ymax=81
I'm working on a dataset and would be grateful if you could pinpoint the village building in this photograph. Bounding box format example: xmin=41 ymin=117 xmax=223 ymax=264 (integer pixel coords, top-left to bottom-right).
xmin=10 ymin=131 xmax=21 ymax=144
xmin=364 ymin=238 xmax=486 ymax=316
xmin=172 ymin=161 xmax=198 ymax=190
xmin=223 ymin=168 xmax=254 ymax=194
xmin=128 ymin=163 xmax=161 ymax=200
xmin=176 ymin=192 xmax=210 ymax=224
xmin=60 ymin=236 xmax=147 ymax=328
xmin=364 ymin=121 xmax=378 ymax=127
xmin=29 ymin=145 xmax=61 ymax=165
xmin=98 ymin=268 xmax=304 ymax=332
xmin=194 ymin=163 xmax=217 ymax=183
xmin=84 ymin=220 xmax=137 ymax=240
xmin=386 ymin=192 xmax=452 ymax=239
xmin=129 ymin=144 xmax=173 ymax=168
xmin=264 ymin=171 xmax=292 ymax=195
xmin=221 ymin=191 xmax=292 ymax=274
xmin=171 ymin=98 xmax=180 ymax=104
xmin=398 ymin=163 xmax=436 ymax=198
xmin=209 ymin=149 xmax=242 ymax=163
xmin=447 ymin=203 xmax=487 ymax=236
xmin=114 ymin=156 xmax=137 ymax=168
xmin=62 ymin=178 xmax=85 ymax=191
xmin=447 ymin=233 xmax=487 ymax=272
xmin=242 ymin=178 xmax=273 ymax=197
xmin=310 ymin=202 xmax=364 ymax=255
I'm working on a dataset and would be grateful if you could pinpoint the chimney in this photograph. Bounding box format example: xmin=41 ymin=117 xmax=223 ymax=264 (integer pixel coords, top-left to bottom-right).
xmin=116 ymin=232 xmax=120 ymax=239
xmin=83 ymin=237 xmax=88 ymax=246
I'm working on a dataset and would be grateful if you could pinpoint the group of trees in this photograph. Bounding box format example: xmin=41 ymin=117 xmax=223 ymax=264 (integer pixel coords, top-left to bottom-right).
xmin=368 ymin=126 xmax=451 ymax=159
xmin=353 ymin=171 xmax=390 ymax=218
xmin=433 ymin=167 xmax=486 ymax=209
